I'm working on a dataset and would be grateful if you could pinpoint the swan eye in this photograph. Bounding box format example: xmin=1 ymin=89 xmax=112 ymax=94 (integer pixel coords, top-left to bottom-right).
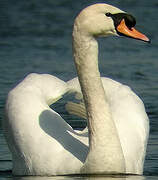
xmin=105 ymin=13 xmax=111 ymax=17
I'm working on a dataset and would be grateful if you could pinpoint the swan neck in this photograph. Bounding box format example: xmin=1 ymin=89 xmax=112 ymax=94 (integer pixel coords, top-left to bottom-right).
xmin=73 ymin=24 xmax=125 ymax=173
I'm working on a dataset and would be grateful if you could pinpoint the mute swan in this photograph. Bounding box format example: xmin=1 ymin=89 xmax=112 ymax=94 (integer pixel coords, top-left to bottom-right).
xmin=4 ymin=3 xmax=149 ymax=176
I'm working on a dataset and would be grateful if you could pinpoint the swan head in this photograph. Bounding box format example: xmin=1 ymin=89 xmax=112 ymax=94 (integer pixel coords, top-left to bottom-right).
xmin=74 ymin=3 xmax=149 ymax=42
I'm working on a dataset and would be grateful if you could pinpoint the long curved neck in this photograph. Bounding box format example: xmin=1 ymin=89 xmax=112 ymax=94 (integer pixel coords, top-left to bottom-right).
xmin=73 ymin=24 xmax=125 ymax=174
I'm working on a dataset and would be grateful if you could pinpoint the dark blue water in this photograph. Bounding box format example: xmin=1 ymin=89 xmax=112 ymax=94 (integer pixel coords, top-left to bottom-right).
xmin=0 ymin=0 xmax=158 ymax=179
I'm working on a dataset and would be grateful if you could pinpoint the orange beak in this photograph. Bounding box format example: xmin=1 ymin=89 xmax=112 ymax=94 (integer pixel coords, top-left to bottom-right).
xmin=117 ymin=19 xmax=150 ymax=42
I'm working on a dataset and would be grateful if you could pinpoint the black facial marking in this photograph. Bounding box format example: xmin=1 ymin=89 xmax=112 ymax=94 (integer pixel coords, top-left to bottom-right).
xmin=105 ymin=12 xmax=112 ymax=17
xmin=106 ymin=13 xmax=136 ymax=29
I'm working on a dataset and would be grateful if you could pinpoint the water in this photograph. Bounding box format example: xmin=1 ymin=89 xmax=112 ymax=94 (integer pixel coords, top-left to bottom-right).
xmin=0 ymin=0 xmax=158 ymax=179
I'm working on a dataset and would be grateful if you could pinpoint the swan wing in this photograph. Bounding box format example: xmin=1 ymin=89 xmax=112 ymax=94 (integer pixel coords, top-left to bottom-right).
xmin=66 ymin=77 xmax=149 ymax=174
xmin=4 ymin=74 xmax=88 ymax=175
xmin=101 ymin=77 xmax=149 ymax=174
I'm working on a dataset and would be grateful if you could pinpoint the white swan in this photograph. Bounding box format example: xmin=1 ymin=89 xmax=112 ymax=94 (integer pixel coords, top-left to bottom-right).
xmin=4 ymin=3 xmax=150 ymax=176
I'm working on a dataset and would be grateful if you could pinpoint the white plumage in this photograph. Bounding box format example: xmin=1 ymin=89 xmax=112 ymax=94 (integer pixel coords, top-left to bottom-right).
xmin=4 ymin=3 xmax=149 ymax=176
xmin=67 ymin=77 xmax=149 ymax=174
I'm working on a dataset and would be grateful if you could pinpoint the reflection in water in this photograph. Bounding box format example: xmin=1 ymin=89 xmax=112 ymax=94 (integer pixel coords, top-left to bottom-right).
xmin=12 ymin=175 xmax=145 ymax=180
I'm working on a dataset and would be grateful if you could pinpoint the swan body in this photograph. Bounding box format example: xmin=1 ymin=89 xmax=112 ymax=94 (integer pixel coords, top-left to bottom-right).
xmin=4 ymin=3 xmax=149 ymax=176
xmin=67 ymin=77 xmax=149 ymax=174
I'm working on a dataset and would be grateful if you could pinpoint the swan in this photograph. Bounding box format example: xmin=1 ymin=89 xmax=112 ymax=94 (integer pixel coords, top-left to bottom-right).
xmin=4 ymin=3 xmax=150 ymax=176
